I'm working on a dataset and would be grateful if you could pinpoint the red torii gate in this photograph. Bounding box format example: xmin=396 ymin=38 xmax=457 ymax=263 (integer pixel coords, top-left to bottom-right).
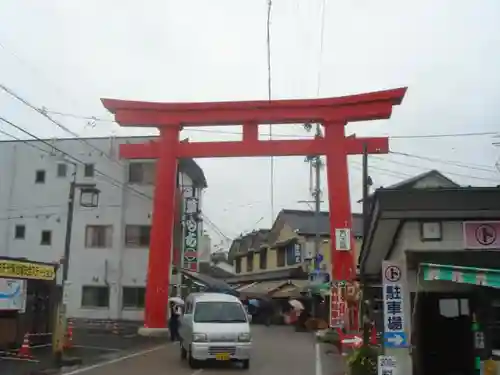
xmin=102 ymin=87 xmax=407 ymax=330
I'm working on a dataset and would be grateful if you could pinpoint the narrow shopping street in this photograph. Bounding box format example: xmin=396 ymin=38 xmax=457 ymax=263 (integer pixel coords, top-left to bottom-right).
xmin=62 ymin=326 xmax=339 ymax=375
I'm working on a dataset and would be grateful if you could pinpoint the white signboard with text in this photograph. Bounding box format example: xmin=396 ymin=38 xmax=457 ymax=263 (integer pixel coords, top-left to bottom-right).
xmin=335 ymin=228 xmax=351 ymax=251
xmin=382 ymin=261 xmax=407 ymax=348
xmin=378 ymin=355 xmax=397 ymax=375
xmin=0 ymin=278 xmax=27 ymax=312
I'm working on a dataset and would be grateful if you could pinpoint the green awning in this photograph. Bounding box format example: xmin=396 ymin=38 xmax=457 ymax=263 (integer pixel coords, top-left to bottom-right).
xmin=303 ymin=282 xmax=331 ymax=295
xmin=422 ymin=263 xmax=500 ymax=288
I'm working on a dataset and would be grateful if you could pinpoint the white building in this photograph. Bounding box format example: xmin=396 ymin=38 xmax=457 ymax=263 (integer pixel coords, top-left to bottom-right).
xmin=0 ymin=136 xmax=207 ymax=322
xmin=360 ymin=171 xmax=500 ymax=375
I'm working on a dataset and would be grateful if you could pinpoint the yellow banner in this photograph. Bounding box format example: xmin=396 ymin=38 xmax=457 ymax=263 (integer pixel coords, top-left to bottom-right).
xmin=0 ymin=259 xmax=56 ymax=280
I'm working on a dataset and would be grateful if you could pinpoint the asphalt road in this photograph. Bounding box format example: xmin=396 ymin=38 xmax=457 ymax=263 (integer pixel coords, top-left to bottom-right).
xmin=0 ymin=328 xmax=164 ymax=375
xmin=58 ymin=325 xmax=345 ymax=375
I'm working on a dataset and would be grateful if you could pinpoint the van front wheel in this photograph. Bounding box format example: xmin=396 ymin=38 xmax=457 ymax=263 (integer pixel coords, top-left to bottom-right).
xmin=242 ymin=360 xmax=250 ymax=370
xmin=188 ymin=347 xmax=200 ymax=369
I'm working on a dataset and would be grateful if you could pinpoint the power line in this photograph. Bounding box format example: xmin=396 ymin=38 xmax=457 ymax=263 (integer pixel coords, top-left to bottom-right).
xmin=390 ymin=131 xmax=498 ymax=139
xmin=266 ymin=0 xmax=275 ymax=225
xmin=0 ymin=83 xmax=123 ymax=169
xmin=0 ymin=116 xmax=154 ymax=202
xmin=389 ymin=151 xmax=498 ymax=173
xmin=201 ymin=213 xmax=231 ymax=241
xmin=42 ymin=109 xmax=500 ymax=141
xmin=1 ymin=116 xmax=232 ymax=241
xmin=0 ymin=213 xmax=63 ymax=221
xmin=371 ymin=155 xmax=499 ymax=183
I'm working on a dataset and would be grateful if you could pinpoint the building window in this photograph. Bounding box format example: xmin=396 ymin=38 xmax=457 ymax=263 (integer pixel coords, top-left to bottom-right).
xmin=14 ymin=225 xmax=26 ymax=240
xmin=84 ymin=163 xmax=95 ymax=177
xmin=40 ymin=230 xmax=52 ymax=245
xmin=125 ymin=225 xmax=151 ymax=247
xmin=128 ymin=161 xmax=156 ymax=185
xmin=277 ymin=248 xmax=286 ymax=267
xmin=81 ymin=286 xmax=109 ymax=308
xmin=235 ymin=258 xmax=242 ymax=273
xmin=246 ymin=253 xmax=254 ymax=273
xmin=122 ymin=287 xmax=146 ymax=309
xmin=35 ymin=170 xmax=46 ymax=184
xmin=57 ymin=163 xmax=67 ymax=177
xmin=259 ymin=249 xmax=267 ymax=270
xmin=85 ymin=225 xmax=113 ymax=248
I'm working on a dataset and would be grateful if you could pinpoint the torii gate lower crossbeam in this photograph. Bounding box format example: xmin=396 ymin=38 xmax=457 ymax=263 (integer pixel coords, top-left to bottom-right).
xmin=102 ymin=87 xmax=407 ymax=332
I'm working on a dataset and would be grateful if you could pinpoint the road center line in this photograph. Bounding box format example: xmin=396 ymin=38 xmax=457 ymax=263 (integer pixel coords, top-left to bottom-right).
xmin=72 ymin=345 xmax=121 ymax=351
xmin=315 ymin=342 xmax=323 ymax=375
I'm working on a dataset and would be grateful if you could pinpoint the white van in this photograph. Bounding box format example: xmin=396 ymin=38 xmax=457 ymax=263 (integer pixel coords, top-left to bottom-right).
xmin=179 ymin=292 xmax=252 ymax=369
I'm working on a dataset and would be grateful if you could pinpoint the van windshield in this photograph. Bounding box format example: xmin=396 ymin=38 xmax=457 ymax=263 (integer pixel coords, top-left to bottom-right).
xmin=193 ymin=301 xmax=247 ymax=323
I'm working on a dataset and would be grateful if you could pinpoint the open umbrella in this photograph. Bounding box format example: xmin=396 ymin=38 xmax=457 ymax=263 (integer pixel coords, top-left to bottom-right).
xmin=288 ymin=299 xmax=304 ymax=310
xmin=248 ymin=299 xmax=260 ymax=307
xmin=170 ymin=296 xmax=184 ymax=305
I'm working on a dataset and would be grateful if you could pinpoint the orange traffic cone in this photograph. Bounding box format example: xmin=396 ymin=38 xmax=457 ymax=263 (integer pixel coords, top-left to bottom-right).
xmin=18 ymin=333 xmax=33 ymax=359
xmin=64 ymin=320 xmax=74 ymax=349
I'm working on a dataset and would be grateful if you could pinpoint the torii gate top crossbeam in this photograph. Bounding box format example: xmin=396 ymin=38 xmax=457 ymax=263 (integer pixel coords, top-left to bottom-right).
xmin=101 ymin=87 xmax=407 ymax=127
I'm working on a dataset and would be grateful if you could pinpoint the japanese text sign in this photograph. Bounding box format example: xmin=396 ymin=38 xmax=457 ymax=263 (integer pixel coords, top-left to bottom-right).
xmin=378 ymin=355 xmax=397 ymax=375
xmin=382 ymin=261 xmax=407 ymax=348
xmin=182 ymin=187 xmax=199 ymax=272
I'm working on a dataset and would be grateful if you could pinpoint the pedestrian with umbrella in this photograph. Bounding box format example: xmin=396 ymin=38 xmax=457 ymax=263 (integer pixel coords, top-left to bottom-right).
xmin=168 ymin=297 xmax=183 ymax=341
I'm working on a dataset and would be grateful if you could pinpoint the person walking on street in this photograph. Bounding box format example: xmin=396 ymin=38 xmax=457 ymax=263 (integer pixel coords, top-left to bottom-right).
xmin=169 ymin=301 xmax=181 ymax=341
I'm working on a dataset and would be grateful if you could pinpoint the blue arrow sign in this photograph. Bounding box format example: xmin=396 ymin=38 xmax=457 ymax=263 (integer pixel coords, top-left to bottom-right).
xmin=384 ymin=332 xmax=407 ymax=348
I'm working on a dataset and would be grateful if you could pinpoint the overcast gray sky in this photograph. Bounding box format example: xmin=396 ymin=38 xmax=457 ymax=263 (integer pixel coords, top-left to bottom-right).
xmin=0 ymin=0 xmax=499 ymax=248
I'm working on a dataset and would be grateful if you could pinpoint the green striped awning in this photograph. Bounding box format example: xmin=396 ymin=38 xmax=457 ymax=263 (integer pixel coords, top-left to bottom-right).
xmin=422 ymin=263 xmax=500 ymax=288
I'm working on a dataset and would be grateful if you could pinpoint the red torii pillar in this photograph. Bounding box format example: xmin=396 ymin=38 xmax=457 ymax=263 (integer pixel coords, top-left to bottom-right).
xmin=102 ymin=87 xmax=407 ymax=332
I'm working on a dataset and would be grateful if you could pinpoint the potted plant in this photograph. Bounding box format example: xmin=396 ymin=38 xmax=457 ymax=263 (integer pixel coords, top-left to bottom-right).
xmin=346 ymin=345 xmax=379 ymax=375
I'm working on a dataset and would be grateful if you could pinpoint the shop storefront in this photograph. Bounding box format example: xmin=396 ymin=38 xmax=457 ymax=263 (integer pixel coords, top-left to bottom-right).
xmin=0 ymin=257 xmax=57 ymax=348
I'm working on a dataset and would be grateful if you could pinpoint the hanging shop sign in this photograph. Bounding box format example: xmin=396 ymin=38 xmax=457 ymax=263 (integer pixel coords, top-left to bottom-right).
xmin=463 ymin=221 xmax=500 ymax=249
xmin=182 ymin=186 xmax=200 ymax=272
xmin=382 ymin=261 xmax=408 ymax=348
xmin=0 ymin=258 xmax=56 ymax=281
xmin=335 ymin=228 xmax=351 ymax=251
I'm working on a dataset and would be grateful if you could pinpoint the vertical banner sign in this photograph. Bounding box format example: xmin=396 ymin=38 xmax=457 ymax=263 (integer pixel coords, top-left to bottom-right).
xmin=382 ymin=261 xmax=407 ymax=349
xmin=330 ymin=285 xmax=346 ymax=328
xmin=294 ymin=243 xmax=302 ymax=264
xmin=182 ymin=186 xmax=200 ymax=272
xmin=378 ymin=355 xmax=397 ymax=375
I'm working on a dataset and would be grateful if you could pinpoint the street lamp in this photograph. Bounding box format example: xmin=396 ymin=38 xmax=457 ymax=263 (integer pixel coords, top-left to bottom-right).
xmin=53 ymin=171 xmax=100 ymax=365
xmin=79 ymin=187 xmax=100 ymax=208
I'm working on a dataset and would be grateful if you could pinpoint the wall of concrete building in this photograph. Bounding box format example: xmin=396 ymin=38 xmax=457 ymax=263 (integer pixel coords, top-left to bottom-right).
xmin=385 ymin=220 xmax=476 ymax=375
xmin=0 ymin=136 xmax=204 ymax=321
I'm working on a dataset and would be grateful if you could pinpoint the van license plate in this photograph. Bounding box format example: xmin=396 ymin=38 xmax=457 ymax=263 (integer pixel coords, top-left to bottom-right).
xmin=215 ymin=353 xmax=230 ymax=361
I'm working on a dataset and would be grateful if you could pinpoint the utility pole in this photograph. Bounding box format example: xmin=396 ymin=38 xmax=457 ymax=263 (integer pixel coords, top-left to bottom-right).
xmin=313 ymin=124 xmax=323 ymax=273
xmin=53 ymin=165 xmax=99 ymax=365
xmin=311 ymin=124 xmax=323 ymax=318
xmin=302 ymin=122 xmax=324 ymax=318
xmin=361 ymin=143 xmax=372 ymax=346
